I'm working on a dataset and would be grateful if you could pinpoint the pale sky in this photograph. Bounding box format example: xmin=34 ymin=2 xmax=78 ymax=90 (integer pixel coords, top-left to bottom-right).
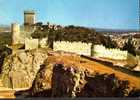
xmin=0 ymin=0 xmax=139 ymax=30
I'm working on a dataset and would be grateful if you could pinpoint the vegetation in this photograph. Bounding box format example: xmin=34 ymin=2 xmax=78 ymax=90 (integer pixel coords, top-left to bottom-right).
xmin=102 ymin=35 xmax=117 ymax=48
xmin=32 ymin=25 xmax=97 ymax=42
xmin=0 ymin=32 xmax=12 ymax=46
xmin=123 ymin=35 xmax=136 ymax=56
xmin=0 ymin=45 xmax=12 ymax=72
xmin=31 ymin=22 xmax=49 ymax=39
xmin=31 ymin=24 xmax=118 ymax=49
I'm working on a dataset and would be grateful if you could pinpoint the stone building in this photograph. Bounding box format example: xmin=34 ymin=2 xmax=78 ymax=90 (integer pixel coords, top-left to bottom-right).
xmin=10 ymin=10 xmax=50 ymax=50
xmin=24 ymin=10 xmax=35 ymax=32
xmin=11 ymin=23 xmax=21 ymax=44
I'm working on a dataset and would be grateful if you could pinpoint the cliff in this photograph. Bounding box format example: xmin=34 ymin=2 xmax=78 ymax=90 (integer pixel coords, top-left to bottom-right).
xmin=0 ymin=49 xmax=140 ymax=97
xmin=0 ymin=48 xmax=48 ymax=88
xmin=16 ymin=51 xmax=140 ymax=97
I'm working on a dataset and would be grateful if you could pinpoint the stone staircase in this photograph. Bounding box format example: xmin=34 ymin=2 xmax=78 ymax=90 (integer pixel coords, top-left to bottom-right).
xmin=0 ymin=79 xmax=15 ymax=98
xmin=0 ymin=80 xmax=3 ymax=87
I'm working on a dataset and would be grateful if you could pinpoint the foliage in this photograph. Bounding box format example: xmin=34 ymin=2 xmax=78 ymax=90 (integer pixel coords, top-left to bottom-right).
xmin=54 ymin=25 xmax=96 ymax=42
xmin=0 ymin=45 xmax=12 ymax=72
xmin=123 ymin=35 xmax=136 ymax=56
xmin=0 ymin=32 xmax=12 ymax=46
xmin=31 ymin=24 xmax=120 ymax=50
xmin=31 ymin=25 xmax=107 ymax=44
xmin=31 ymin=24 xmax=49 ymax=39
xmin=102 ymin=35 xmax=117 ymax=48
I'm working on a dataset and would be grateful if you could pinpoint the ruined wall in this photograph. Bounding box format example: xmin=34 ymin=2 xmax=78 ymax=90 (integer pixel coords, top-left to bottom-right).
xmin=11 ymin=23 xmax=26 ymax=45
xmin=39 ymin=37 xmax=48 ymax=48
xmin=93 ymin=45 xmax=128 ymax=60
xmin=0 ymin=49 xmax=48 ymax=88
xmin=25 ymin=38 xmax=39 ymax=50
xmin=53 ymin=41 xmax=92 ymax=56
xmin=11 ymin=23 xmax=21 ymax=45
xmin=24 ymin=10 xmax=35 ymax=32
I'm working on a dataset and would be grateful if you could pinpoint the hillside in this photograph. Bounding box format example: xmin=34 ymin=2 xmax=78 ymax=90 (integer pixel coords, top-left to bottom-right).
xmin=0 ymin=49 xmax=139 ymax=98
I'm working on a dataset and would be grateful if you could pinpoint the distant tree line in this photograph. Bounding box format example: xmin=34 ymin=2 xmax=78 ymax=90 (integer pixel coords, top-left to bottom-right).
xmin=122 ymin=35 xmax=136 ymax=56
xmin=0 ymin=32 xmax=12 ymax=46
xmin=31 ymin=24 xmax=118 ymax=49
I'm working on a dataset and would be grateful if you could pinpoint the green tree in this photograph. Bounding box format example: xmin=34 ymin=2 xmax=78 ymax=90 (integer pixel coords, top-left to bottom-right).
xmin=123 ymin=35 xmax=136 ymax=56
xmin=106 ymin=36 xmax=117 ymax=48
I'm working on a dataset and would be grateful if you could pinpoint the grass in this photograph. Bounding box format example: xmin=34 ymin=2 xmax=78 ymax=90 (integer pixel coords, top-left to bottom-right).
xmin=0 ymin=32 xmax=12 ymax=46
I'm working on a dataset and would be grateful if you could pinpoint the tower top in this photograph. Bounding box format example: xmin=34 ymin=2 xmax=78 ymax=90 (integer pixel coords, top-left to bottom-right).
xmin=24 ymin=10 xmax=35 ymax=14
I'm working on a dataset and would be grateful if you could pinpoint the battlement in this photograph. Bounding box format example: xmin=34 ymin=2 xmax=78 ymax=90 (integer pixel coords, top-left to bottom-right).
xmin=53 ymin=41 xmax=92 ymax=56
xmin=93 ymin=45 xmax=128 ymax=60
xmin=24 ymin=10 xmax=35 ymax=14
xmin=24 ymin=10 xmax=35 ymax=32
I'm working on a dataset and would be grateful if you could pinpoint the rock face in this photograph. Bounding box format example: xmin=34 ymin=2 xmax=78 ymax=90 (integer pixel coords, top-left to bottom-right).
xmin=0 ymin=46 xmax=12 ymax=72
xmin=0 ymin=49 xmax=48 ymax=88
xmin=1 ymin=50 xmax=139 ymax=97
xmin=51 ymin=64 xmax=86 ymax=97
xmin=30 ymin=62 xmax=53 ymax=97
xmin=28 ymin=62 xmax=87 ymax=97
xmin=27 ymin=62 xmax=139 ymax=97
xmin=80 ymin=74 xmax=130 ymax=97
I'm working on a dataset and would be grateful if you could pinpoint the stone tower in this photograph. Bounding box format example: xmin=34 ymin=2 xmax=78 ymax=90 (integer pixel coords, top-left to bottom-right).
xmin=11 ymin=23 xmax=20 ymax=45
xmin=24 ymin=10 xmax=35 ymax=32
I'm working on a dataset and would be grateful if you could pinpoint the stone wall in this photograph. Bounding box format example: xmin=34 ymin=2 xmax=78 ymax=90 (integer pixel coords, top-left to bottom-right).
xmin=53 ymin=41 xmax=92 ymax=56
xmin=39 ymin=37 xmax=48 ymax=48
xmin=25 ymin=38 xmax=39 ymax=50
xmin=11 ymin=23 xmax=22 ymax=45
xmin=0 ymin=49 xmax=48 ymax=88
xmin=11 ymin=23 xmax=27 ymax=45
xmin=93 ymin=45 xmax=128 ymax=60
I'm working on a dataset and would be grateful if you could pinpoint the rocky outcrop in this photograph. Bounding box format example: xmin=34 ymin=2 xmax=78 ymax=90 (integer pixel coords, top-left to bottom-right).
xmin=1 ymin=50 xmax=139 ymax=97
xmin=51 ymin=64 xmax=86 ymax=97
xmin=29 ymin=62 xmax=53 ymax=97
xmin=0 ymin=48 xmax=48 ymax=88
xmin=0 ymin=46 xmax=12 ymax=72
xmin=26 ymin=62 xmax=87 ymax=97
xmin=80 ymin=73 xmax=130 ymax=97
xmin=26 ymin=62 xmax=140 ymax=97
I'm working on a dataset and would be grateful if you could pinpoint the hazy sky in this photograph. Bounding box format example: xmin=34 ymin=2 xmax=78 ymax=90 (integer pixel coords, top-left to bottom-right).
xmin=0 ymin=0 xmax=139 ymax=30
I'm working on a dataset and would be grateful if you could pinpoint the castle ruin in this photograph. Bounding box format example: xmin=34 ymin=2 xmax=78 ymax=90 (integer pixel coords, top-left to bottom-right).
xmin=11 ymin=10 xmax=40 ymax=50
xmin=11 ymin=10 xmax=59 ymax=50
xmin=24 ymin=10 xmax=35 ymax=32
xmin=11 ymin=23 xmax=20 ymax=45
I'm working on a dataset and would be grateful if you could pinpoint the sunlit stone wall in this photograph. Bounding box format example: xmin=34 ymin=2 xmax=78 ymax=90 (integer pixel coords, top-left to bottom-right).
xmin=93 ymin=45 xmax=128 ymax=60
xmin=39 ymin=37 xmax=48 ymax=48
xmin=11 ymin=23 xmax=22 ymax=44
xmin=25 ymin=38 xmax=39 ymax=50
xmin=53 ymin=41 xmax=92 ymax=56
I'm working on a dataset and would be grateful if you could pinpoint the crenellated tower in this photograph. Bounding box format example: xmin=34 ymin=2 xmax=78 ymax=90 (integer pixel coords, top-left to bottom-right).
xmin=24 ymin=10 xmax=35 ymax=32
